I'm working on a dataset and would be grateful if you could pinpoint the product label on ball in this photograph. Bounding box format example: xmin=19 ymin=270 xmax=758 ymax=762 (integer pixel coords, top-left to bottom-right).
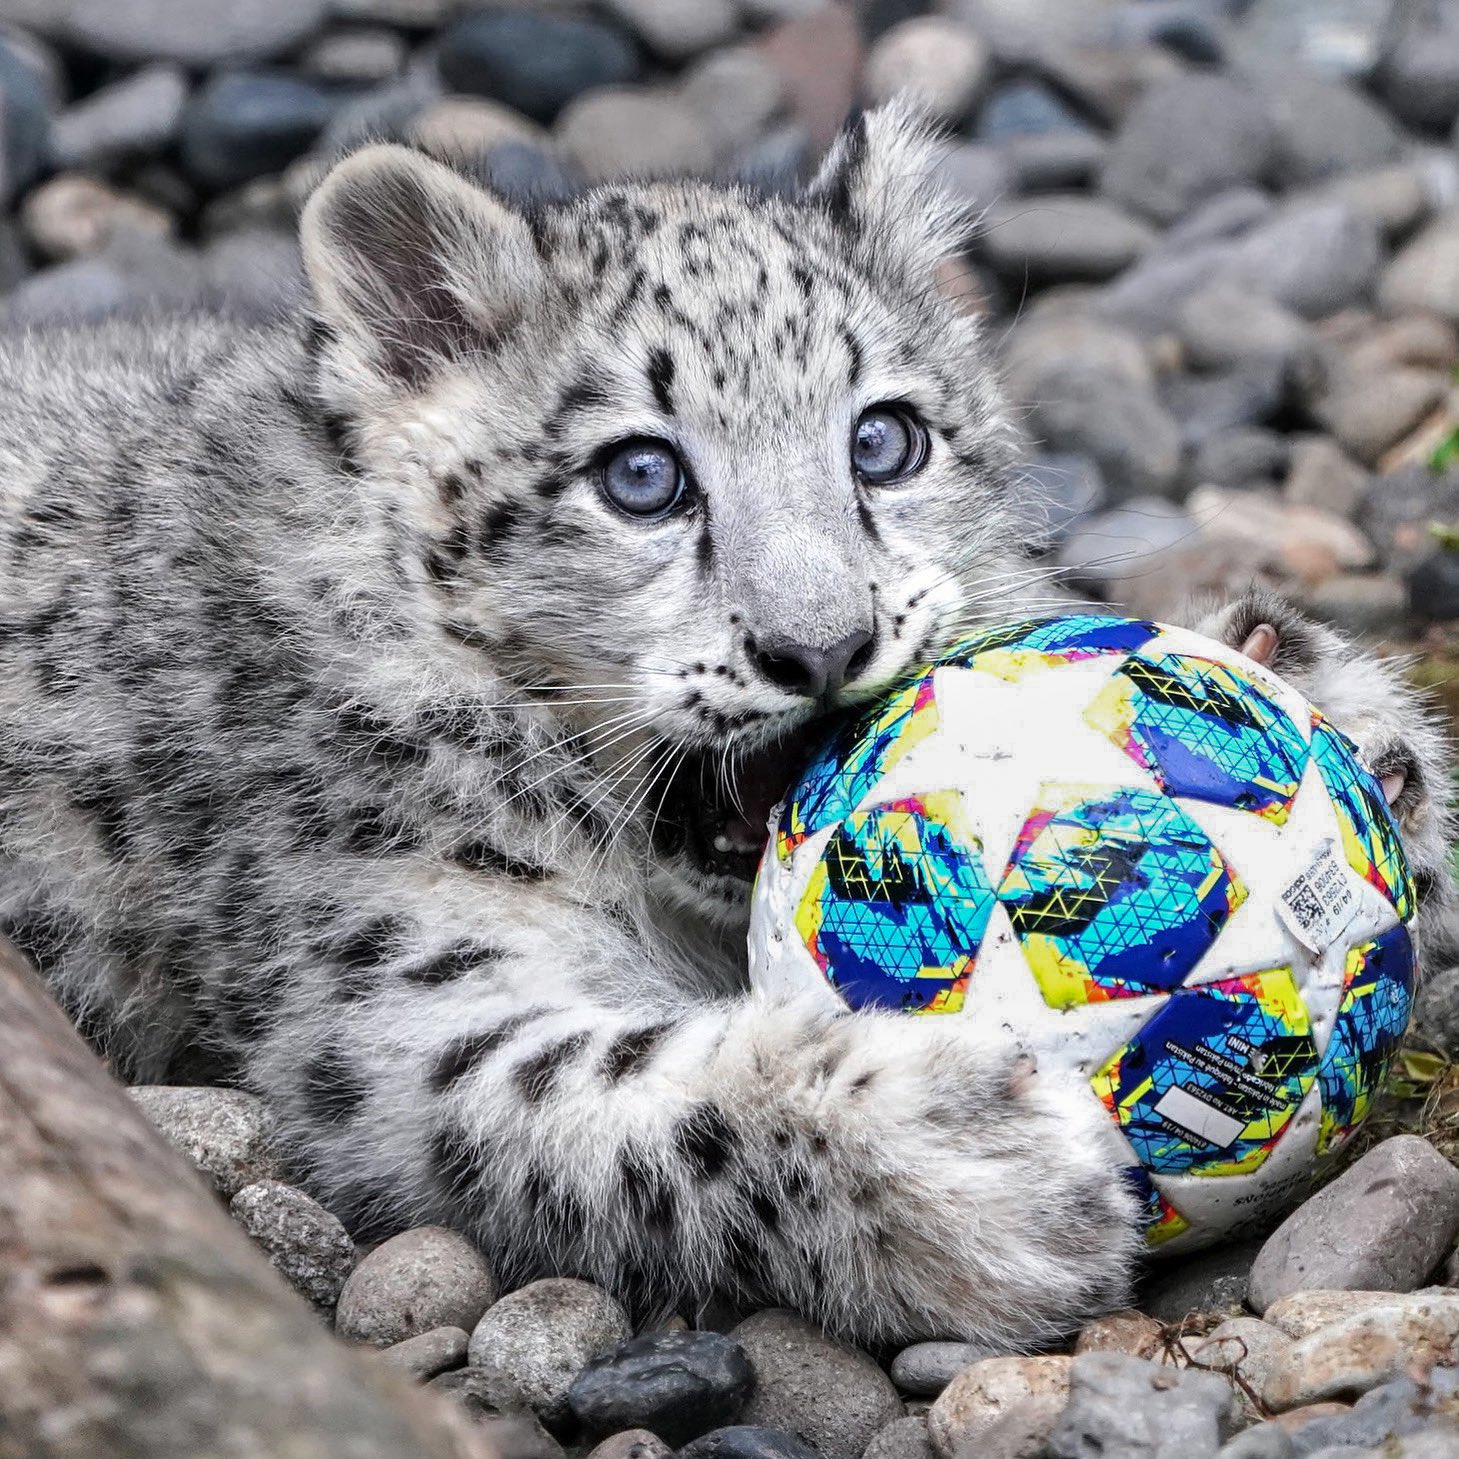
xmin=1277 ymin=840 xmax=1357 ymax=954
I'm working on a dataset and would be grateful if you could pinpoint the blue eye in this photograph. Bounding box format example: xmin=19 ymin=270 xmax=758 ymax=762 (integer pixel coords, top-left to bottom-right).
xmin=600 ymin=439 xmax=685 ymax=517
xmin=852 ymin=405 xmax=928 ymax=484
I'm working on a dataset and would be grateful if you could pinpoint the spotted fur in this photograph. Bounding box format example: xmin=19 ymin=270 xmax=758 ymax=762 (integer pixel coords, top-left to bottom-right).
xmin=0 ymin=106 xmax=1446 ymax=1347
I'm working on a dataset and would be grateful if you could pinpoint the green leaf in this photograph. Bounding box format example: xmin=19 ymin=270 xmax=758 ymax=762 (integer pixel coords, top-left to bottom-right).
xmin=1430 ymin=428 xmax=1459 ymax=474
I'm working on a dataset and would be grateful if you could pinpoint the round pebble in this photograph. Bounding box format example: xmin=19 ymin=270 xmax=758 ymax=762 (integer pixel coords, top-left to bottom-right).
xmin=378 ymin=1325 xmax=470 ymax=1381
xmin=335 ymin=1225 xmax=497 ymax=1348
xmin=128 ymin=1085 xmax=280 ymax=1198
xmin=468 ymin=1277 xmax=631 ymax=1426
xmin=229 ymin=1179 xmax=357 ymax=1315
xmin=585 ymin=1430 xmax=673 ymax=1459
xmin=927 ymin=1355 xmax=1071 ymax=1458
xmin=862 ymin=18 xmax=988 ymax=127
xmin=569 ymin=1330 xmax=754 ymax=1445
xmin=890 ymin=1342 xmax=1001 ymax=1398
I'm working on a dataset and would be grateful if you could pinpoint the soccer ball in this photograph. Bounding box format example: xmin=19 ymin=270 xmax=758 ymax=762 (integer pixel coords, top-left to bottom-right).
xmin=749 ymin=614 xmax=1418 ymax=1253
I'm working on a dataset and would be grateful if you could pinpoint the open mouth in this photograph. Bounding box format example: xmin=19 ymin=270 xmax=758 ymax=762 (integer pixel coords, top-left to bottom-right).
xmin=657 ymin=716 xmax=842 ymax=881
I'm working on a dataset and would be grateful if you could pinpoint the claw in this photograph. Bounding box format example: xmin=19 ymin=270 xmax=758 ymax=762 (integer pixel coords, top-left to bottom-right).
xmin=1381 ymin=771 xmax=1405 ymax=806
xmin=1239 ymin=623 xmax=1280 ymax=667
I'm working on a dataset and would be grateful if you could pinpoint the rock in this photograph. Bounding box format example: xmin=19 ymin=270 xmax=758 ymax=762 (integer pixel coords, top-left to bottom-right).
xmin=128 ymin=1086 xmax=280 ymax=1198
xmin=1313 ymin=368 xmax=1449 ymax=468
xmin=862 ymin=17 xmax=989 ymax=126
xmin=730 ymin=122 xmax=810 ymax=197
xmin=863 ymin=1416 xmax=935 ymax=1459
xmin=1177 ymin=288 xmax=1314 ymax=377
xmin=1345 ymin=316 xmax=1459 ymax=375
xmin=229 ymin=1180 xmax=356 ymax=1315
xmin=1139 ymin=1239 xmax=1265 ymax=1325
xmin=556 ymin=90 xmax=714 ymax=182
xmin=603 ymin=0 xmax=738 ymax=63
xmin=1284 ymin=436 xmax=1369 ymax=518
xmin=336 ymin=1226 xmax=498 ymax=1348
xmin=480 ymin=141 xmax=580 ymax=208
xmin=1409 ymin=551 xmax=1459 ymax=622
xmin=45 ymin=0 xmax=328 ymax=65
xmin=1190 ymin=1317 xmax=1296 ymax=1413
xmin=978 ymin=195 xmax=1156 ymax=284
xmin=1376 ymin=5 xmax=1459 ymax=133
xmin=1024 ymin=367 xmax=1182 ymax=500
xmin=468 ymin=1278 xmax=631 ymax=1427
xmin=680 ymin=46 xmax=784 ymax=157
xmin=926 ymin=1355 xmax=1071 ymax=1458
xmin=1248 ymin=1139 xmax=1459 ymax=1314
xmin=1381 ymin=207 xmax=1459 ymax=323
xmin=1264 ymin=1294 xmax=1459 ymax=1410
xmin=21 ymin=174 xmax=174 ymax=262
xmin=1215 ymin=1427 xmax=1294 ymax=1459
xmin=890 ymin=1342 xmax=1001 ymax=1397
xmin=438 ymin=10 xmax=641 ymax=126
xmin=1189 ymin=485 xmax=1375 ymax=583
xmin=1049 ymin=1353 xmax=1238 ymax=1459
xmin=1 ymin=233 xmax=202 ymax=325
xmin=1011 ymin=453 xmax=1107 ymax=547
xmin=1074 ymin=1310 xmax=1165 ymax=1360
xmin=977 ymin=1395 xmax=1070 ymax=1459
xmin=315 ymin=67 xmax=439 ymax=155
xmin=300 ymin=27 xmax=407 ymax=84
xmin=1004 ymin=306 xmax=1154 ymax=395
xmin=431 ymin=1368 xmax=566 ymax=1457
xmin=731 ymin=1311 xmax=901 ymax=1459
xmin=1265 ymin=1289 xmax=1455 ymax=1341
xmin=1222 ymin=201 xmax=1382 ymax=321
xmin=378 ymin=1326 xmax=470 ymax=1381
xmin=678 ymin=1427 xmax=821 ymax=1459
xmin=202 ymin=228 xmax=307 ymax=319
xmin=1163 ymin=187 xmax=1273 ymax=251
xmin=1315 ymin=164 xmax=1435 ymax=242
xmin=757 ymin=2 xmax=863 ymax=154
xmin=1004 ymin=131 xmax=1107 ymax=193
xmin=1190 ymin=428 xmax=1290 ymax=489
xmin=585 ymin=1430 xmax=673 ymax=1459
xmin=1267 ymin=1367 xmax=1459 ymax=1452
xmin=1359 ymin=464 xmax=1459 ymax=570
xmin=181 ymin=71 xmax=336 ymax=191
xmin=1162 ymin=364 xmax=1287 ymax=450
xmin=1058 ymin=498 xmax=1197 ymax=598
xmin=936 ymin=143 xmax=1013 ymax=213
xmin=568 ymin=1330 xmax=754 ymax=1445
xmin=976 ymin=78 xmax=1091 ymax=141
xmin=407 ymin=97 xmax=542 ymax=168
xmin=0 ymin=35 xmax=50 ymax=207
xmin=1101 ymin=74 xmax=1273 ymax=226
xmin=1245 ymin=62 xmax=1404 ymax=187
xmin=50 ymin=62 xmax=188 ymax=173
xmin=1305 ymin=573 xmax=1409 ymax=637
xmin=1413 ymin=965 xmax=1459 ymax=1055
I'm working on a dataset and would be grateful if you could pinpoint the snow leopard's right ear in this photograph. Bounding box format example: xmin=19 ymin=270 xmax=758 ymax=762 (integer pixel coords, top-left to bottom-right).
xmin=807 ymin=102 xmax=968 ymax=281
xmin=301 ymin=144 xmax=543 ymax=387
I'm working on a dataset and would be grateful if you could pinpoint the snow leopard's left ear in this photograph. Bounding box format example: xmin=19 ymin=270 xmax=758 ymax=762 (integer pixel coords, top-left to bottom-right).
xmin=807 ymin=103 xmax=968 ymax=279
xmin=301 ymin=144 xmax=544 ymax=388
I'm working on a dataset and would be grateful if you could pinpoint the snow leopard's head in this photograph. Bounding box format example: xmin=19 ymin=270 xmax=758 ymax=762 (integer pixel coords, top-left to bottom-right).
xmin=302 ymin=104 xmax=1022 ymax=917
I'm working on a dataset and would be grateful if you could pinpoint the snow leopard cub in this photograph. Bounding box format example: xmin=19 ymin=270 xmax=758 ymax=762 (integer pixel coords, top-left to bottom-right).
xmin=0 ymin=105 xmax=1446 ymax=1348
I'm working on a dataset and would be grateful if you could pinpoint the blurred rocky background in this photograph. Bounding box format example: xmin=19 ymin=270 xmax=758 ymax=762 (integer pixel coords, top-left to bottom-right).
xmin=0 ymin=0 xmax=1458 ymax=690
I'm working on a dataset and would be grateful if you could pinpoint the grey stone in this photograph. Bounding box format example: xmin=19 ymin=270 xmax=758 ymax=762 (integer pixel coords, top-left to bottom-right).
xmin=438 ymin=10 xmax=641 ymax=126
xmin=1190 ymin=428 xmax=1290 ymax=489
xmin=1222 ymin=201 xmax=1382 ymax=320
xmin=1248 ymin=1137 xmax=1459 ymax=1314
xmin=928 ymin=1355 xmax=1071 ymax=1458
xmin=1011 ymin=453 xmax=1107 ymax=547
xmin=1057 ymin=497 xmax=1196 ymax=592
xmin=336 ymin=1226 xmax=498 ymax=1348
xmin=1304 ymin=573 xmax=1409 ymax=637
xmin=1376 ymin=3 xmax=1459 ymax=133
xmin=0 ymin=34 xmax=50 ymax=208
xmin=1048 ymin=1353 xmax=1238 ymax=1459
xmin=1101 ymin=74 xmax=1273 ymax=226
xmin=430 ymin=1368 xmax=566 ymax=1457
xmin=1277 ymin=1368 xmax=1459 ymax=1454
xmin=732 ymin=1310 xmax=903 ymax=1459
xmin=479 ymin=141 xmax=580 ymax=208
xmin=864 ymin=1415 xmax=935 ymax=1459
xmin=1025 ymin=367 xmax=1183 ymax=501
xmin=1315 ymin=164 xmax=1435 ymax=242
xmin=51 ymin=63 xmax=188 ymax=173
xmin=128 ymin=1085 xmax=280 ymax=1198
xmin=1312 ymin=367 xmax=1449 ymax=468
xmin=979 ymin=194 xmax=1157 ymax=284
xmin=976 ymin=78 xmax=1090 ymax=142
xmin=680 ymin=46 xmax=783 ymax=156
xmin=300 ymin=27 xmax=407 ymax=84
xmin=568 ymin=1330 xmax=754 ymax=1445
xmin=201 ymin=228 xmax=307 ymax=319
xmin=1178 ymin=289 xmax=1314 ymax=378
xmin=863 ymin=17 xmax=989 ymax=126
xmin=1409 ymin=551 xmax=1459 ymax=623
xmin=45 ymin=0 xmax=329 ymax=66
xmin=1004 ymin=306 xmax=1155 ymax=396
xmin=1162 ymin=364 xmax=1287 ymax=450
xmin=468 ymin=1278 xmax=631 ymax=1426
xmin=378 ymin=1325 xmax=470 ymax=1381
xmin=1216 ymin=1426 xmax=1294 ymax=1459
xmin=1284 ymin=436 xmax=1369 ymax=518
xmin=1004 ymin=131 xmax=1107 ymax=192
xmin=1234 ymin=0 xmax=1392 ymax=79
xmin=556 ymin=89 xmax=715 ymax=182
xmin=1359 ymin=464 xmax=1459 ymax=570
xmin=1163 ymin=187 xmax=1273 ymax=252
xmin=1412 ymin=964 xmax=1459 ymax=1055
xmin=936 ymin=143 xmax=1013 ymax=213
xmin=21 ymin=174 xmax=174 ymax=262
xmin=1381 ymin=207 xmax=1459 ymax=324
xmin=181 ymin=71 xmax=336 ymax=191
xmin=891 ymin=1342 xmax=1002 ymax=1397
xmin=585 ymin=1430 xmax=673 ymax=1459
xmin=678 ymin=1428 xmax=821 ymax=1459
xmin=603 ymin=0 xmax=738 ymax=62
xmin=315 ymin=67 xmax=439 ymax=156
xmin=229 ymin=1179 xmax=357 ymax=1315
xmin=1139 ymin=1239 xmax=1265 ymax=1324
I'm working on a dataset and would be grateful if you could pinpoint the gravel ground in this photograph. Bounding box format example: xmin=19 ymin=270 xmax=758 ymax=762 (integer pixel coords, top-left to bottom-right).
xmin=8 ymin=0 xmax=1459 ymax=1449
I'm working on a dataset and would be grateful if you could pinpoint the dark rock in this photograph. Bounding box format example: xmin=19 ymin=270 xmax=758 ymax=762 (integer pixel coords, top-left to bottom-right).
xmin=1412 ymin=965 xmax=1459 ymax=1055
xmin=1003 ymin=131 xmax=1107 ymax=192
xmin=0 ymin=35 xmax=51 ymax=208
xmin=379 ymin=1326 xmax=470 ymax=1381
xmin=977 ymin=79 xmax=1091 ymax=142
xmin=1409 ymin=551 xmax=1459 ymax=622
xmin=730 ymin=124 xmax=811 ymax=198
xmin=1101 ymin=74 xmax=1273 ymax=225
xmin=1161 ymin=364 xmax=1287 ymax=450
xmin=229 ymin=1180 xmax=357 ymax=1315
xmin=568 ymin=1331 xmax=753 ymax=1446
xmin=1248 ymin=1137 xmax=1459 ymax=1314
xmin=1376 ymin=1 xmax=1459 ymax=134
xmin=479 ymin=141 xmax=580 ymax=207
xmin=316 ymin=67 xmax=440 ymax=155
xmin=1137 ymin=1238 xmax=1264 ymax=1323
xmin=1222 ymin=200 xmax=1382 ymax=320
xmin=890 ymin=1342 xmax=1001 ymax=1398
xmin=678 ymin=1427 xmax=821 ymax=1459
xmin=1115 ymin=2 xmax=1226 ymax=66
xmin=50 ymin=62 xmax=188 ymax=173
xmin=202 ymin=228 xmax=307 ymax=320
xmin=181 ymin=71 xmax=336 ymax=191
xmin=1360 ymin=465 xmax=1459 ymax=570
xmin=1281 ymin=1367 xmax=1459 ymax=1453
xmin=438 ymin=10 xmax=641 ymax=125
xmin=1190 ymin=427 xmax=1290 ymax=489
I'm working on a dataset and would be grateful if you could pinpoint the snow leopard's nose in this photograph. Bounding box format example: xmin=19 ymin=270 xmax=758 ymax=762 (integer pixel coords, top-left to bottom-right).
xmin=753 ymin=629 xmax=875 ymax=701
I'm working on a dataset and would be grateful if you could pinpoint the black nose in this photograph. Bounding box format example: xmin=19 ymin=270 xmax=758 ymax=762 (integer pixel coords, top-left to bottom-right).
xmin=753 ymin=629 xmax=875 ymax=700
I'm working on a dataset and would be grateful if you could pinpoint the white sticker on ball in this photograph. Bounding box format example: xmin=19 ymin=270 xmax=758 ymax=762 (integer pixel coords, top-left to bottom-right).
xmin=1277 ymin=840 xmax=1357 ymax=954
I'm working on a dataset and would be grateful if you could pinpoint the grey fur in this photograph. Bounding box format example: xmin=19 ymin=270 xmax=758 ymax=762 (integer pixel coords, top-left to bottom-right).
xmin=0 ymin=105 xmax=1446 ymax=1347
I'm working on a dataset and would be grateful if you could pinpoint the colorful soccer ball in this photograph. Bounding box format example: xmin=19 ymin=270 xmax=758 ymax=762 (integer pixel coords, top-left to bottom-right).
xmin=748 ymin=614 xmax=1418 ymax=1252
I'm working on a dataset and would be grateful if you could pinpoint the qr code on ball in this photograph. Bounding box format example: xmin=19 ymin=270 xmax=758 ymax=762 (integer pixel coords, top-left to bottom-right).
xmin=1278 ymin=841 xmax=1357 ymax=953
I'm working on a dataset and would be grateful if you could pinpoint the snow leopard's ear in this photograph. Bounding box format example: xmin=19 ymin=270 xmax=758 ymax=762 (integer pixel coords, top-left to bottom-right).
xmin=301 ymin=144 xmax=543 ymax=387
xmin=807 ymin=103 xmax=968 ymax=279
